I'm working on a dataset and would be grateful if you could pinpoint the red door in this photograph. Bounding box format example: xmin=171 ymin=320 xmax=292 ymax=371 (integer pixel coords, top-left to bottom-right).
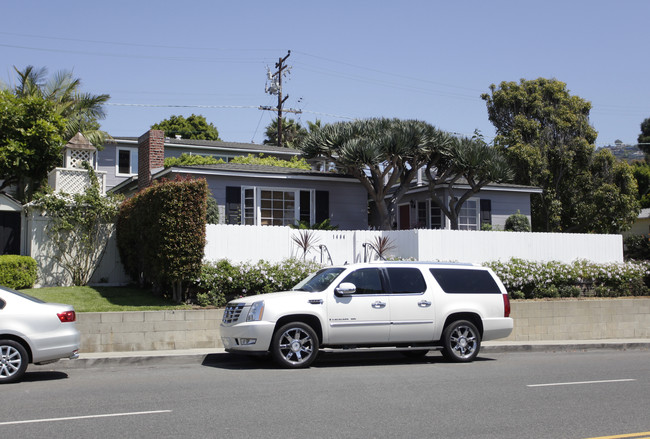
xmin=398 ymin=204 xmax=411 ymax=230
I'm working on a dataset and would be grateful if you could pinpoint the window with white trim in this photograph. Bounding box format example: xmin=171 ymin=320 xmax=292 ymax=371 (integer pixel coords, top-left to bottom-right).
xmin=458 ymin=199 xmax=480 ymax=230
xmin=260 ymin=189 xmax=296 ymax=226
xmin=116 ymin=148 xmax=138 ymax=176
xmin=234 ymin=187 xmax=328 ymax=226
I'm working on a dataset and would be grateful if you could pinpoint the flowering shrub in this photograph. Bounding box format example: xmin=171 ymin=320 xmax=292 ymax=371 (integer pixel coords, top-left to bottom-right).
xmin=193 ymin=258 xmax=322 ymax=306
xmin=484 ymin=258 xmax=650 ymax=299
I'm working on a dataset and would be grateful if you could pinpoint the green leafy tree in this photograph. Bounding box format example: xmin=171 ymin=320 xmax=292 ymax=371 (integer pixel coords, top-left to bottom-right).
xmin=301 ymin=118 xmax=441 ymax=230
xmin=10 ymin=66 xmax=110 ymax=147
xmin=0 ymin=90 xmax=67 ymax=202
xmin=632 ymin=161 xmax=650 ymax=208
xmin=151 ymin=114 xmax=220 ymax=140
xmin=264 ymin=117 xmax=308 ymax=148
xmin=638 ymin=117 xmax=650 ymax=155
xmin=482 ymin=78 xmax=637 ymax=232
xmin=31 ymin=163 xmax=123 ymax=286
xmin=570 ymin=149 xmax=639 ymax=233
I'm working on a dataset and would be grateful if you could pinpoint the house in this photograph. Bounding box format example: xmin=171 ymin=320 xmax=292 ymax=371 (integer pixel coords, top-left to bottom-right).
xmin=394 ymin=172 xmax=542 ymax=231
xmin=104 ymin=130 xmax=541 ymax=231
xmin=109 ymin=130 xmax=369 ymax=230
xmin=97 ymin=134 xmax=306 ymax=192
xmin=622 ymin=208 xmax=650 ymax=236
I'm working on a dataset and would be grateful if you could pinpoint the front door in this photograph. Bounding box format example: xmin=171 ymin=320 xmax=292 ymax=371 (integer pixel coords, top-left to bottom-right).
xmin=326 ymin=267 xmax=390 ymax=345
xmin=398 ymin=204 xmax=411 ymax=230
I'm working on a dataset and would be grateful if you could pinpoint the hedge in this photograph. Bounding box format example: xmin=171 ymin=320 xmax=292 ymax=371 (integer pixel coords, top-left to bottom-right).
xmin=0 ymin=255 xmax=38 ymax=289
xmin=116 ymin=176 xmax=208 ymax=299
xmin=192 ymin=258 xmax=322 ymax=306
xmin=484 ymin=258 xmax=650 ymax=299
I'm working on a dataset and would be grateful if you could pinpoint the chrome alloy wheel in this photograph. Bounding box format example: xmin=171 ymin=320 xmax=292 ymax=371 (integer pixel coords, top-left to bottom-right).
xmin=277 ymin=327 xmax=315 ymax=365
xmin=448 ymin=324 xmax=478 ymax=359
xmin=0 ymin=345 xmax=23 ymax=380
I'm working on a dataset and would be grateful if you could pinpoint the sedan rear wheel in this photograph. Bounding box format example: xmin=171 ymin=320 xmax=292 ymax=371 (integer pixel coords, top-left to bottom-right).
xmin=0 ymin=340 xmax=28 ymax=384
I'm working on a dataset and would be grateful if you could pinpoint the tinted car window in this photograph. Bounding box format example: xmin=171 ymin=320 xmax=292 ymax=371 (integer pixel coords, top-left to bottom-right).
xmin=430 ymin=268 xmax=501 ymax=294
xmin=341 ymin=268 xmax=383 ymax=295
xmin=386 ymin=268 xmax=426 ymax=294
xmin=0 ymin=298 xmax=5 ymax=309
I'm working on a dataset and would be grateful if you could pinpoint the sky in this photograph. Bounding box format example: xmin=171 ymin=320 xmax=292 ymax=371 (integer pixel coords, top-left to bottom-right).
xmin=1 ymin=1 xmax=649 ymax=147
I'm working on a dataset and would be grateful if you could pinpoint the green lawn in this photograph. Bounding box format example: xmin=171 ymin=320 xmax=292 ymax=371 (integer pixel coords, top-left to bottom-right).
xmin=21 ymin=286 xmax=192 ymax=312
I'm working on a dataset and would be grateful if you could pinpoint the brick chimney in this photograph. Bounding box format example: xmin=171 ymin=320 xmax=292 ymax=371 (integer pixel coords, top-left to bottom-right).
xmin=138 ymin=129 xmax=164 ymax=191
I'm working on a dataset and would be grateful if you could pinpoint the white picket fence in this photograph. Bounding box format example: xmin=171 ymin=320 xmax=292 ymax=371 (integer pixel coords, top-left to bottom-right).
xmin=205 ymin=224 xmax=624 ymax=265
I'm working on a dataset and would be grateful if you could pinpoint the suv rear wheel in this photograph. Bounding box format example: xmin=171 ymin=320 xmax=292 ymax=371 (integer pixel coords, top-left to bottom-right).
xmin=441 ymin=320 xmax=480 ymax=362
xmin=272 ymin=322 xmax=319 ymax=368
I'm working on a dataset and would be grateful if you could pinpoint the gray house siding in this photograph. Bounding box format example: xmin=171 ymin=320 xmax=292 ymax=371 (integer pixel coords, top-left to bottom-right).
xmin=166 ymin=170 xmax=368 ymax=230
xmin=392 ymin=184 xmax=538 ymax=230
xmin=482 ymin=190 xmax=533 ymax=228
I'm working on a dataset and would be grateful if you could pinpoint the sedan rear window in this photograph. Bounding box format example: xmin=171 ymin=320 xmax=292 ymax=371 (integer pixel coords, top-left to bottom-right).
xmin=429 ymin=268 xmax=501 ymax=294
xmin=0 ymin=287 xmax=45 ymax=303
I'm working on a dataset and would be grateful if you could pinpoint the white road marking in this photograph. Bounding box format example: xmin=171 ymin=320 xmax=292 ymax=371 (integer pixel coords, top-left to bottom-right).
xmin=527 ymin=379 xmax=636 ymax=388
xmin=0 ymin=410 xmax=172 ymax=426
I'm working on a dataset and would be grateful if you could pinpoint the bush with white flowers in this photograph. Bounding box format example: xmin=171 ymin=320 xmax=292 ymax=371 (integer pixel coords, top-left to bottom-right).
xmin=484 ymin=258 xmax=650 ymax=299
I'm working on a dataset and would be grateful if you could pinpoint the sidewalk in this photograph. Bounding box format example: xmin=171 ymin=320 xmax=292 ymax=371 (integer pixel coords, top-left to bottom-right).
xmin=37 ymin=339 xmax=650 ymax=370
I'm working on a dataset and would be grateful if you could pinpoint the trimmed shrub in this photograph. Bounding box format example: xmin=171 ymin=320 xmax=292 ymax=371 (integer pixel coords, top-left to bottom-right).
xmin=192 ymin=258 xmax=322 ymax=306
xmin=116 ymin=176 xmax=208 ymax=301
xmin=504 ymin=212 xmax=531 ymax=232
xmin=0 ymin=255 xmax=37 ymax=289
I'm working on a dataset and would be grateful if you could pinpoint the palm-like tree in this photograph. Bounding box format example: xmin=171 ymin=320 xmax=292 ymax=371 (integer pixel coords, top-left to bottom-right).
xmin=301 ymin=118 xmax=447 ymax=230
xmin=264 ymin=117 xmax=308 ymax=148
xmin=12 ymin=66 xmax=110 ymax=147
xmin=425 ymin=133 xmax=513 ymax=229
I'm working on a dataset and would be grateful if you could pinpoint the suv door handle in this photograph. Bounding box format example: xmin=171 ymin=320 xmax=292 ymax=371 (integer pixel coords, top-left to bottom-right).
xmin=372 ymin=301 xmax=387 ymax=309
xmin=418 ymin=300 xmax=432 ymax=307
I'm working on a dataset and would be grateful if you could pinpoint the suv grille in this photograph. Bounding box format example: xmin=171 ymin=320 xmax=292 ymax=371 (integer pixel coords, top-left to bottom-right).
xmin=223 ymin=303 xmax=245 ymax=324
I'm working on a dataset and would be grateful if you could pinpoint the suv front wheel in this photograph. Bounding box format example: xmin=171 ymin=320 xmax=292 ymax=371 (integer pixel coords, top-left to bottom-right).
xmin=272 ymin=322 xmax=319 ymax=368
xmin=441 ymin=320 xmax=481 ymax=362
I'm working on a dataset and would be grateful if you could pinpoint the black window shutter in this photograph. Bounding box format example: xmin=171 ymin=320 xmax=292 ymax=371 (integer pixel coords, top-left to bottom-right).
xmin=225 ymin=186 xmax=241 ymax=225
xmin=315 ymin=190 xmax=329 ymax=223
xmin=300 ymin=191 xmax=311 ymax=223
xmin=480 ymin=199 xmax=492 ymax=225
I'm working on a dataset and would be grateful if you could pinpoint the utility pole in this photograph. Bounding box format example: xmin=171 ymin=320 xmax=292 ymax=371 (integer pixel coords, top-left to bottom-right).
xmin=260 ymin=50 xmax=301 ymax=147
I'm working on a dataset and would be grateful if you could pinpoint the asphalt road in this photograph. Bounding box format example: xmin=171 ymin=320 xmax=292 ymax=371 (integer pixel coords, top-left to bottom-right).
xmin=1 ymin=350 xmax=649 ymax=439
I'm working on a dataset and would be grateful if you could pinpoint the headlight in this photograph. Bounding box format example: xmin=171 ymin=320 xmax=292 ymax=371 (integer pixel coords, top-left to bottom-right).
xmin=246 ymin=301 xmax=264 ymax=322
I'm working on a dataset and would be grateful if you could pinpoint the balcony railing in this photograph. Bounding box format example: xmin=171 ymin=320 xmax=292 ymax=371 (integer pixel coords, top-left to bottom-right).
xmin=48 ymin=168 xmax=107 ymax=195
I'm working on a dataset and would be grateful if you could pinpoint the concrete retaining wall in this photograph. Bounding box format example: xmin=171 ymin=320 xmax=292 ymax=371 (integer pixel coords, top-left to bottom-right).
xmin=77 ymin=298 xmax=650 ymax=353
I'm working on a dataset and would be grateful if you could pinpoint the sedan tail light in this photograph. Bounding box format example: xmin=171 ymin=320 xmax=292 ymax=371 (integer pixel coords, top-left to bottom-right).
xmin=57 ymin=311 xmax=76 ymax=323
xmin=503 ymin=294 xmax=511 ymax=318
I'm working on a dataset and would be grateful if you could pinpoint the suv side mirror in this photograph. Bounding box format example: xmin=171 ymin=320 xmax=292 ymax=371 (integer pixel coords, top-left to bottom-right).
xmin=335 ymin=282 xmax=357 ymax=296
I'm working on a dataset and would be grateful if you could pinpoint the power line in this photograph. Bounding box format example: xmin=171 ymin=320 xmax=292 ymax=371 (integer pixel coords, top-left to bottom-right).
xmin=105 ymin=102 xmax=356 ymax=120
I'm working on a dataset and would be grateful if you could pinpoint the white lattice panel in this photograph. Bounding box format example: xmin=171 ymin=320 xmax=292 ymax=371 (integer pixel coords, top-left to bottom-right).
xmin=66 ymin=149 xmax=94 ymax=169
xmin=48 ymin=168 xmax=106 ymax=195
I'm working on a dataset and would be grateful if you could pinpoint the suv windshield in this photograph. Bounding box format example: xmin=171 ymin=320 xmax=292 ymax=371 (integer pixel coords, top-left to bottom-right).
xmin=293 ymin=267 xmax=345 ymax=292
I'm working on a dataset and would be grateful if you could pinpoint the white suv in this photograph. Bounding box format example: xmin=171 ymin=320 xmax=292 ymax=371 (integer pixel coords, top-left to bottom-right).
xmin=220 ymin=262 xmax=513 ymax=368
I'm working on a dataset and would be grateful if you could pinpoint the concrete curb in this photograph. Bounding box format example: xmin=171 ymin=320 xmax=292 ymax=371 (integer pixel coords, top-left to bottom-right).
xmin=33 ymin=340 xmax=650 ymax=370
